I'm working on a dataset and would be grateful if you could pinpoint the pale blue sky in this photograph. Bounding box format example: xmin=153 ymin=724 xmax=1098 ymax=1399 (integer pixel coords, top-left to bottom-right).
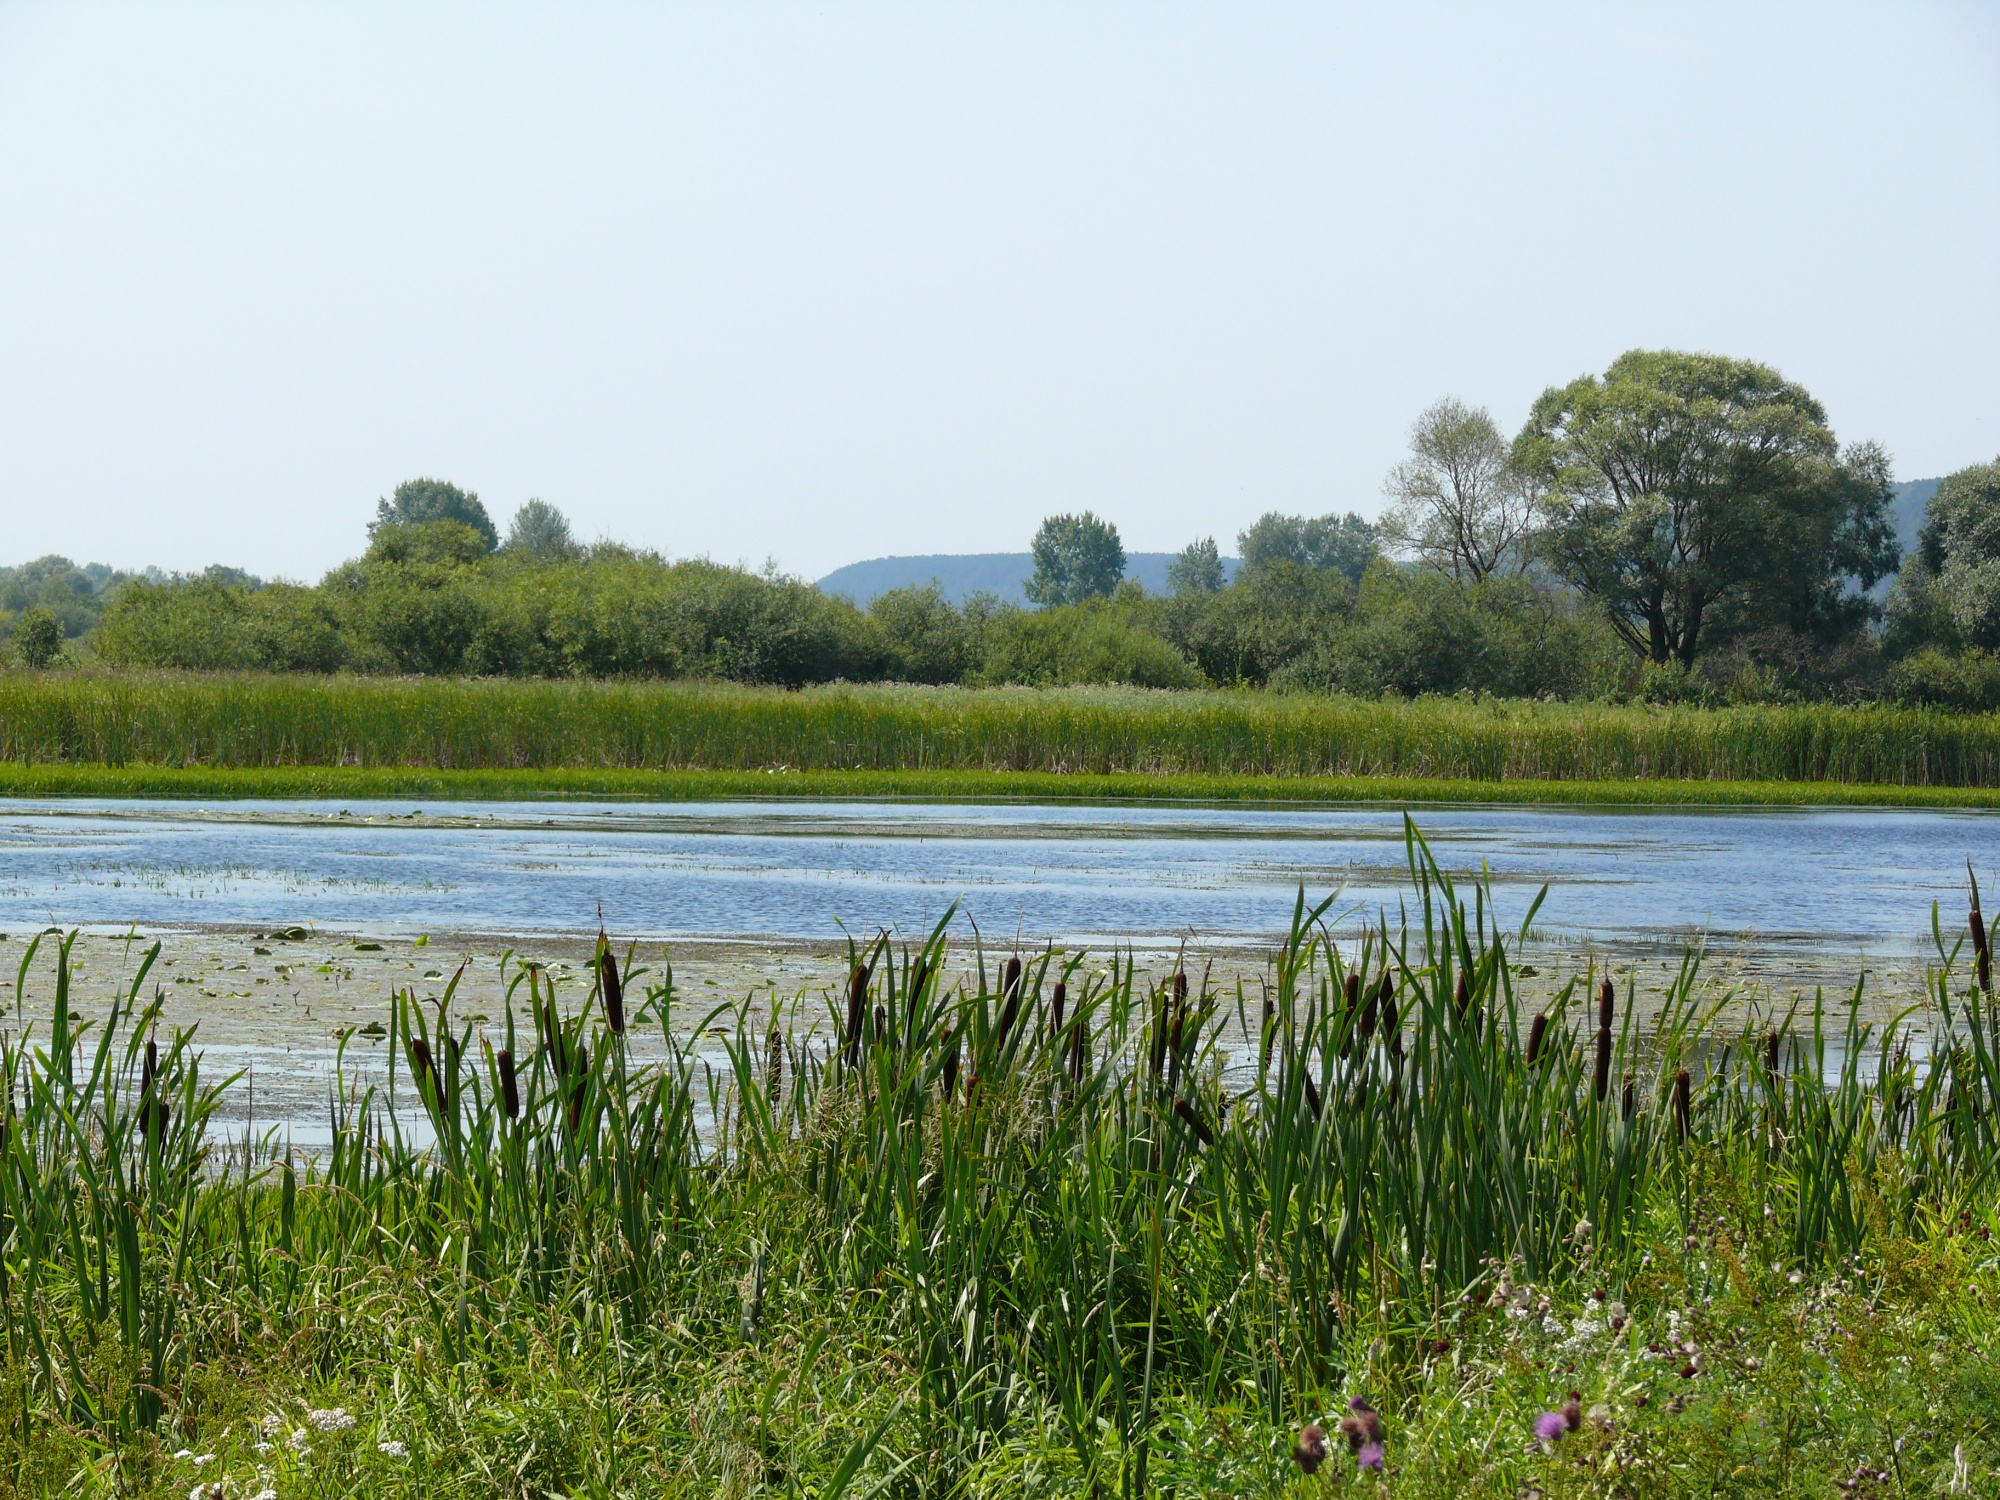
xmin=1 ymin=2 xmax=1995 ymax=582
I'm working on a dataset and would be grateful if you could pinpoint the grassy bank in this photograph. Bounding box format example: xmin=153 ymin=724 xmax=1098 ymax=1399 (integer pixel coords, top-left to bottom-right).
xmin=3 ymin=841 xmax=1998 ymax=1495
xmin=8 ymin=673 xmax=2000 ymax=788
xmin=11 ymin=760 xmax=2000 ymax=807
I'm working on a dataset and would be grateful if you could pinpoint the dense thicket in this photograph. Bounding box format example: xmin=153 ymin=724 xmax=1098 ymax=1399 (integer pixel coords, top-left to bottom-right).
xmin=7 ymin=355 xmax=1996 ymax=707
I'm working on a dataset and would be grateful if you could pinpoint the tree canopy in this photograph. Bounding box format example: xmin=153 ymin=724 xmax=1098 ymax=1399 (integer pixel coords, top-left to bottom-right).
xmin=1026 ymin=512 xmax=1126 ymax=607
xmin=373 ymin=478 xmax=498 ymax=553
xmin=1889 ymin=457 xmax=2000 ymax=651
xmin=1519 ymin=349 xmax=1896 ymax=667
xmin=1166 ymin=537 xmax=1225 ymax=595
xmin=1380 ymin=397 xmax=1537 ymax=581
xmin=505 ymin=499 xmax=578 ymax=559
xmin=1236 ymin=512 xmax=1376 ymax=583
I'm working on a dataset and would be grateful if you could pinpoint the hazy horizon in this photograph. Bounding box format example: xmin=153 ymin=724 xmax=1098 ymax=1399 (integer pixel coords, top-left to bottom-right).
xmin=2 ymin=3 xmax=1996 ymax=583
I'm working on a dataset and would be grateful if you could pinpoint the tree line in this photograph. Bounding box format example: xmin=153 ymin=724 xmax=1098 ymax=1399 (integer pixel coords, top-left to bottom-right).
xmin=4 ymin=348 xmax=1997 ymax=704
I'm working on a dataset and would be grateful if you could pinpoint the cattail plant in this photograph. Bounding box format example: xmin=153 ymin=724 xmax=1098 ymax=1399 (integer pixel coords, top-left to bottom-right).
xmin=497 ymin=1047 xmax=520 ymax=1121
xmin=1593 ymin=977 xmax=1614 ymax=1102
xmin=1674 ymin=1067 xmax=1692 ymax=1141
xmin=1526 ymin=1012 xmax=1549 ymax=1066
xmin=598 ymin=929 xmax=626 ymax=1034
xmin=843 ymin=962 xmax=870 ymax=1069
xmin=996 ymin=955 xmax=1024 ymax=1051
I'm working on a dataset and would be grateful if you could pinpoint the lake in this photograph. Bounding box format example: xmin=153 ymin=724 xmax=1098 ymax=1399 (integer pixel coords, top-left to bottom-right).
xmin=4 ymin=795 xmax=1986 ymax=1146
xmin=0 ymin=796 xmax=1990 ymax=957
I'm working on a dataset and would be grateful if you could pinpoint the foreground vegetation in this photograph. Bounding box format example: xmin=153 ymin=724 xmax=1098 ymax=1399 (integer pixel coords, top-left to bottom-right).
xmin=11 ymin=676 xmax=2000 ymax=791
xmin=2 ymin=833 xmax=1998 ymax=1495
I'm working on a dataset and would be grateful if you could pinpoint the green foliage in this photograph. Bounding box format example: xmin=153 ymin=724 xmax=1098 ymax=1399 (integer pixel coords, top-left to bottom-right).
xmin=3 ymin=842 xmax=1999 ymax=1493
xmin=94 ymin=579 xmax=343 ymax=672
xmin=101 ymin=551 xmax=875 ymax=685
xmin=1237 ymin=510 xmax=1378 ymax=583
xmin=502 ymin=498 xmax=578 ymax=559
xmin=866 ymin=583 xmax=976 ymax=684
xmin=976 ymin=595 xmax=1202 ymax=689
xmin=10 ymin=605 xmax=64 ymax=668
xmin=1 ymin=555 xmax=140 ymax=640
xmin=1274 ymin=568 xmax=1620 ymax=699
xmin=1522 ymin=349 xmax=1898 ymax=666
xmin=1162 ymin=559 xmax=1356 ymax=685
xmin=1026 ymin=511 xmax=1126 ymax=606
xmin=371 ymin=476 xmax=498 ymax=552
xmin=1166 ymin=535 xmax=1225 ymax=595
xmin=1888 ymin=647 xmax=2000 ymax=711
xmin=1887 ymin=457 xmax=2000 ymax=659
xmin=1379 ymin=396 xmax=1538 ymax=581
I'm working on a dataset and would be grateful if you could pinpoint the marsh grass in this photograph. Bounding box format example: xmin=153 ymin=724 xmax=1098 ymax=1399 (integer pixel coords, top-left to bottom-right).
xmin=8 ymin=674 xmax=2000 ymax=787
xmin=0 ymin=824 xmax=1997 ymax=1495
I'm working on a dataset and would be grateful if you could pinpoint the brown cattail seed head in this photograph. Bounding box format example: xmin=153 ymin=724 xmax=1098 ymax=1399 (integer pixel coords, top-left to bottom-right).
xmin=1526 ymin=1012 xmax=1549 ymax=1066
xmin=599 ymin=937 xmax=625 ymax=1034
xmin=1598 ymin=977 xmax=1615 ymax=1031
xmin=497 ymin=1048 xmax=519 ymax=1120
xmin=843 ymin=963 xmax=869 ymax=1067
xmin=1593 ymin=1025 xmax=1612 ymax=1102
xmin=1674 ymin=1067 xmax=1692 ymax=1140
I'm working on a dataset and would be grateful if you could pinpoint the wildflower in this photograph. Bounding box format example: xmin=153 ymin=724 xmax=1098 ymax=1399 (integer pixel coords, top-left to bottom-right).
xmin=192 ymin=1454 xmax=215 ymax=1467
xmin=249 ymin=1491 xmax=279 ymax=1500
xmin=378 ymin=1439 xmax=409 ymax=1458
xmin=174 ymin=1449 xmax=193 ymax=1460
xmin=1291 ymin=1422 xmax=1327 ymax=1475
xmin=1533 ymin=1391 xmax=1582 ymax=1449
xmin=306 ymin=1407 xmax=356 ymax=1433
xmin=1339 ymin=1395 xmax=1386 ymax=1470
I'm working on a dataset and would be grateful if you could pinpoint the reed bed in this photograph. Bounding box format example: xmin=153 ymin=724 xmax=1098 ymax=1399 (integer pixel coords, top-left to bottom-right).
xmin=8 ymin=673 xmax=2000 ymax=785
xmin=0 ymin=829 xmax=1997 ymax=1495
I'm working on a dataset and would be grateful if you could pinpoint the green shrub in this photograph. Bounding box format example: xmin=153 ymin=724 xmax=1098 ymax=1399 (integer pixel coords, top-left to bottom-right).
xmin=1888 ymin=647 xmax=2000 ymax=711
xmin=9 ymin=606 xmax=62 ymax=669
xmin=867 ymin=583 xmax=973 ymax=683
xmin=976 ymin=598 xmax=1201 ymax=688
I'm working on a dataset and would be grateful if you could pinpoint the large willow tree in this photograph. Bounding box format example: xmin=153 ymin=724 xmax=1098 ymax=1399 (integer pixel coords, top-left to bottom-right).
xmin=1516 ymin=349 xmax=1898 ymax=668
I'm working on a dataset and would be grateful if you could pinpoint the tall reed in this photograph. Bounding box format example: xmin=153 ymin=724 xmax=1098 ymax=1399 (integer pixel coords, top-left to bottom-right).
xmin=6 ymin=674 xmax=2000 ymax=784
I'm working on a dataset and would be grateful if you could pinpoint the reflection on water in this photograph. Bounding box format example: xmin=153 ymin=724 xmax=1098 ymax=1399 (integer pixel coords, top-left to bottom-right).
xmin=0 ymin=797 xmax=1993 ymax=956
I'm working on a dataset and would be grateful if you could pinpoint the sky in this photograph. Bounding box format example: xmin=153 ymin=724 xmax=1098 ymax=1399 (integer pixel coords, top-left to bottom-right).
xmin=0 ymin=3 xmax=1996 ymax=584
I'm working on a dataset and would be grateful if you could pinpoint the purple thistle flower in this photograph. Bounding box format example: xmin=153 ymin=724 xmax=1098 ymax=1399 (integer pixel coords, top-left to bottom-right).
xmin=1358 ymin=1440 xmax=1386 ymax=1471
xmin=1534 ymin=1391 xmax=1583 ymax=1448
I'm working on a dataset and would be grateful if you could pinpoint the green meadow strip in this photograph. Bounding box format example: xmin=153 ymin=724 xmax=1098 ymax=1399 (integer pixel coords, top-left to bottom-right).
xmin=7 ymin=760 xmax=2000 ymax=807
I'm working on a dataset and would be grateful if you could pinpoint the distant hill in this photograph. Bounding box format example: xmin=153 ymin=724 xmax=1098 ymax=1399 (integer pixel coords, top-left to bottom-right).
xmin=1889 ymin=477 xmax=1942 ymax=558
xmin=817 ymin=551 xmax=1241 ymax=606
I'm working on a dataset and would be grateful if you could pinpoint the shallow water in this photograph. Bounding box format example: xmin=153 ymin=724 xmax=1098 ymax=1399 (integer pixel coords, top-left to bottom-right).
xmin=2 ymin=796 xmax=1987 ymax=1146
xmin=0 ymin=796 xmax=1991 ymax=958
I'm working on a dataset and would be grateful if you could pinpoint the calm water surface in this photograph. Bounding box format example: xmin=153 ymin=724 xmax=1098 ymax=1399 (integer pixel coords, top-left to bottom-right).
xmin=0 ymin=797 xmax=1993 ymax=955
